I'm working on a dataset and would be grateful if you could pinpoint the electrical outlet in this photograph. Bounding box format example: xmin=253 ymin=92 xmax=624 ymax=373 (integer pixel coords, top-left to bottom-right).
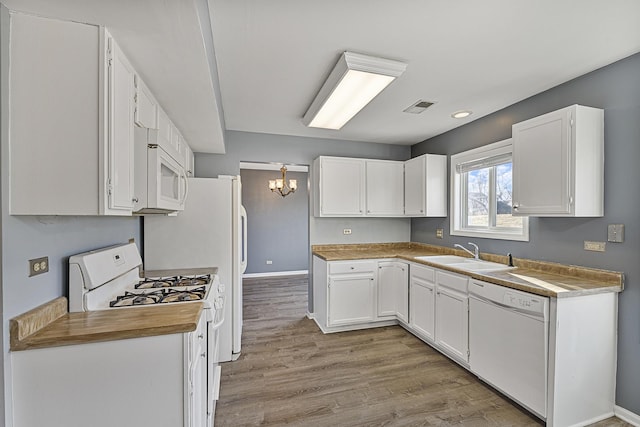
xmin=436 ymin=228 xmax=444 ymax=239
xmin=266 ymin=260 xmax=273 ymax=265
xmin=29 ymin=256 xmax=49 ymax=277
xmin=584 ymin=241 xmax=606 ymax=252
xmin=343 ymin=229 xmax=352 ymax=235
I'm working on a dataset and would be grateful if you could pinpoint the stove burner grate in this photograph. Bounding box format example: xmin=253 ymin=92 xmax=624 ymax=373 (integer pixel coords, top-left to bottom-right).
xmin=109 ymin=286 xmax=207 ymax=307
xmin=135 ymin=274 xmax=211 ymax=289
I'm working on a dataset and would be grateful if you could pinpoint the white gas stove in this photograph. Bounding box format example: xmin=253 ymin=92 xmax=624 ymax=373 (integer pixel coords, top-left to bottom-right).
xmin=65 ymin=242 xmax=224 ymax=427
xmin=68 ymin=242 xmax=221 ymax=312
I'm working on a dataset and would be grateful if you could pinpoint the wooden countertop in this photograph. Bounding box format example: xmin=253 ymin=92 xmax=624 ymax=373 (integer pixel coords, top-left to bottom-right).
xmin=312 ymin=242 xmax=624 ymax=298
xmin=11 ymin=297 xmax=203 ymax=351
xmin=11 ymin=267 xmax=218 ymax=351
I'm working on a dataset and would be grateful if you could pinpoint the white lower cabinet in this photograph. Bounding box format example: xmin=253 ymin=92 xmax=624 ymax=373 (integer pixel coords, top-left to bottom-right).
xmin=409 ymin=264 xmax=436 ymax=342
xmin=12 ymin=313 xmax=209 ymax=427
xmin=328 ymin=273 xmax=376 ymax=326
xmin=435 ymin=270 xmax=469 ymax=363
xmin=377 ymin=261 xmax=409 ymax=322
xmin=313 ymin=255 xmax=617 ymax=426
xmin=313 ymin=257 xmax=380 ymax=331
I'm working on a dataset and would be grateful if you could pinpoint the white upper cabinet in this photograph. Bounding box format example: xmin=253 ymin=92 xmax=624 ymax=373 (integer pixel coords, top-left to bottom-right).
xmin=134 ymin=75 xmax=158 ymax=129
xmin=404 ymin=154 xmax=447 ymax=217
xmin=9 ymin=14 xmax=134 ymax=215
xmin=106 ymin=34 xmax=136 ymax=213
xmin=366 ymin=160 xmax=404 ymax=216
xmin=314 ymin=156 xmax=366 ymax=217
xmin=184 ymin=144 xmax=195 ymax=177
xmin=512 ymin=104 xmax=604 ymax=217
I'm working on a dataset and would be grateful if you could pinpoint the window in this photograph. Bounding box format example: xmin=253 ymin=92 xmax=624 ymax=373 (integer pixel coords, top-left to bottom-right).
xmin=450 ymin=139 xmax=529 ymax=241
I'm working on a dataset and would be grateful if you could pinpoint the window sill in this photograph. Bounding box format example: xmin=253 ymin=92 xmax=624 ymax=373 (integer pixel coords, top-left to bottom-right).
xmin=451 ymin=228 xmax=529 ymax=242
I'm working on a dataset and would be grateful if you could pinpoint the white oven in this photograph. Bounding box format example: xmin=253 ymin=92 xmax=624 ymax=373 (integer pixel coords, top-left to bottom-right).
xmin=134 ymin=127 xmax=188 ymax=214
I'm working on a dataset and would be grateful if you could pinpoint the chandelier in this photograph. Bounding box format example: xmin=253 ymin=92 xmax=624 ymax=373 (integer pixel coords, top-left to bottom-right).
xmin=268 ymin=165 xmax=297 ymax=197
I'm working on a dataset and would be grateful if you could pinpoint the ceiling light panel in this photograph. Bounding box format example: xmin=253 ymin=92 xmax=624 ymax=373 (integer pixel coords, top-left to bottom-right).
xmin=303 ymin=52 xmax=407 ymax=130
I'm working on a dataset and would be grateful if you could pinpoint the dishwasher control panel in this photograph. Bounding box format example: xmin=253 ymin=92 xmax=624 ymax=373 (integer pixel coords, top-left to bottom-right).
xmin=503 ymin=292 xmax=542 ymax=310
xmin=469 ymin=279 xmax=548 ymax=316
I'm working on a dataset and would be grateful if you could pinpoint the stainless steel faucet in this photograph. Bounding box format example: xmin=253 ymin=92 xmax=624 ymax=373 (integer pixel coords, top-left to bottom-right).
xmin=454 ymin=242 xmax=480 ymax=259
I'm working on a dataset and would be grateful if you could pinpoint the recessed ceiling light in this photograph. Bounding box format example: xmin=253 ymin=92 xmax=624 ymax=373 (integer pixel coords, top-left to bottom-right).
xmin=451 ymin=110 xmax=472 ymax=119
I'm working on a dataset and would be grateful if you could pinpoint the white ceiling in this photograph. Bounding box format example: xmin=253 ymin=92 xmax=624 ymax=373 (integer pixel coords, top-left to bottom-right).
xmin=3 ymin=1 xmax=640 ymax=151
xmin=210 ymin=0 xmax=640 ymax=145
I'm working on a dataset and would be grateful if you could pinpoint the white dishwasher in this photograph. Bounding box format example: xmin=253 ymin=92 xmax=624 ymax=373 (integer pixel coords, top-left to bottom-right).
xmin=469 ymin=279 xmax=549 ymax=419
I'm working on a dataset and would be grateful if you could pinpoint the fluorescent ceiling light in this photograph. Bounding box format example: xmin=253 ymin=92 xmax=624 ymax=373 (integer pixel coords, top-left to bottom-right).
xmin=303 ymin=52 xmax=407 ymax=130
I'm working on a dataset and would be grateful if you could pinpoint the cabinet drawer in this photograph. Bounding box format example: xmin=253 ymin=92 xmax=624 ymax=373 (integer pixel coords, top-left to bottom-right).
xmin=329 ymin=260 xmax=376 ymax=275
xmin=436 ymin=270 xmax=468 ymax=293
xmin=410 ymin=263 xmax=435 ymax=282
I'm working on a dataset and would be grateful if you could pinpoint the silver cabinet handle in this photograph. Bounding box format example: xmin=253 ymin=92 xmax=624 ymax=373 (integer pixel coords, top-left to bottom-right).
xmin=132 ymin=197 xmax=139 ymax=203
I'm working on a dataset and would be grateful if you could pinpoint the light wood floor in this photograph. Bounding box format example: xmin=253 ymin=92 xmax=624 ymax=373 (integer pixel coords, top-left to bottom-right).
xmin=215 ymin=275 xmax=629 ymax=427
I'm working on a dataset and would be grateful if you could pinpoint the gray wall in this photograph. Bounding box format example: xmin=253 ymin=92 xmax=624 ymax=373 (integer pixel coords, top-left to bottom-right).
xmin=240 ymin=169 xmax=309 ymax=274
xmin=411 ymin=52 xmax=640 ymax=414
xmin=0 ymin=6 xmax=142 ymax=425
xmin=196 ymin=131 xmax=412 ymax=311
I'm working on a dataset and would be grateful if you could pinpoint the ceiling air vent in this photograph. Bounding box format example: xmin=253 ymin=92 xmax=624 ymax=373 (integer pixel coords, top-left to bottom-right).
xmin=403 ymin=100 xmax=435 ymax=114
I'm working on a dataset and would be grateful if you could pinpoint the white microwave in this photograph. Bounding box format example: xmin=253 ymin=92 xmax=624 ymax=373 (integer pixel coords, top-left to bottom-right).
xmin=133 ymin=128 xmax=188 ymax=214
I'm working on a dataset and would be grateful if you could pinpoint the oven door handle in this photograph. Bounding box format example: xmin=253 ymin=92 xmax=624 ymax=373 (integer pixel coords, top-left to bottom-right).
xmin=209 ymin=315 xmax=225 ymax=331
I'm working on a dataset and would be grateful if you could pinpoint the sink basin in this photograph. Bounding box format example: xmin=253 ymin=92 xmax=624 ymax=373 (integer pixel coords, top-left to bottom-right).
xmin=416 ymin=255 xmax=515 ymax=273
xmin=415 ymin=255 xmax=468 ymax=264
xmin=446 ymin=260 xmax=515 ymax=273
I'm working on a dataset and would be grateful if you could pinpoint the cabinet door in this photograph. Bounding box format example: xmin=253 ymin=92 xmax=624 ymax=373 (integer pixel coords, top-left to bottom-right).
xmin=512 ymin=108 xmax=572 ymax=215
xmin=404 ymin=154 xmax=447 ymax=217
xmin=366 ymin=160 xmax=404 ymax=216
xmin=318 ymin=157 xmax=366 ymax=216
xmin=435 ymin=285 xmax=469 ymax=362
xmin=185 ymin=144 xmax=195 ymax=177
xmin=328 ymin=275 xmax=375 ymax=326
xmin=134 ymin=75 xmax=157 ymax=129
xmin=157 ymin=107 xmax=172 ymax=143
xmin=404 ymin=156 xmax=426 ymax=216
xmin=410 ymin=275 xmax=435 ymax=341
xmin=377 ymin=261 xmax=408 ymax=320
xmin=107 ymin=37 xmax=135 ymax=213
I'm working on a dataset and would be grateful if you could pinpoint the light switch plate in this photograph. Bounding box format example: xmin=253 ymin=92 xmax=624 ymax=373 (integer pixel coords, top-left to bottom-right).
xmin=607 ymin=224 xmax=624 ymax=242
xmin=584 ymin=241 xmax=606 ymax=252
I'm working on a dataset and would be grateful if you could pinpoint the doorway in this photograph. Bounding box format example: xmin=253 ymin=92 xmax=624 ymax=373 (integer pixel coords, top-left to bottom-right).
xmin=239 ymin=162 xmax=309 ymax=277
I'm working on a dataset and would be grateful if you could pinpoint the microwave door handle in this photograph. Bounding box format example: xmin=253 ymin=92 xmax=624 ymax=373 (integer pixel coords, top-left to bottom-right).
xmin=180 ymin=168 xmax=189 ymax=205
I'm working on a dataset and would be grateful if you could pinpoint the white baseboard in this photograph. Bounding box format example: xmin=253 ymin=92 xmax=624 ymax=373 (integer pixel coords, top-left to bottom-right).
xmin=243 ymin=270 xmax=308 ymax=278
xmin=306 ymin=312 xmax=314 ymax=320
xmin=615 ymin=405 xmax=640 ymax=426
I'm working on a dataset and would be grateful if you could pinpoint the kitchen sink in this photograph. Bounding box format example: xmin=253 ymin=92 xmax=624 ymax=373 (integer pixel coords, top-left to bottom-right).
xmin=415 ymin=255 xmax=515 ymax=273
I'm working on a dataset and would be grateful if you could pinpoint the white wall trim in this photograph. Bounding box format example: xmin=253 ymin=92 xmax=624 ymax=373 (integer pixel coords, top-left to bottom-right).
xmin=615 ymin=406 xmax=640 ymax=426
xmin=243 ymin=270 xmax=309 ymax=278
xmin=306 ymin=312 xmax=314 ymax=319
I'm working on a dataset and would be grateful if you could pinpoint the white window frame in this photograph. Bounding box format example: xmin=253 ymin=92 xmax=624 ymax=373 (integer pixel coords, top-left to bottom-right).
xmin=450 ymin=139 xmax=529 ymax=242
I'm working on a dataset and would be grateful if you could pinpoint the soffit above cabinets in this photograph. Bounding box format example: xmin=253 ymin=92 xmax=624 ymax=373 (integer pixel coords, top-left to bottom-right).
xmin=2 ymin=0 xmax=226 ymax=154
